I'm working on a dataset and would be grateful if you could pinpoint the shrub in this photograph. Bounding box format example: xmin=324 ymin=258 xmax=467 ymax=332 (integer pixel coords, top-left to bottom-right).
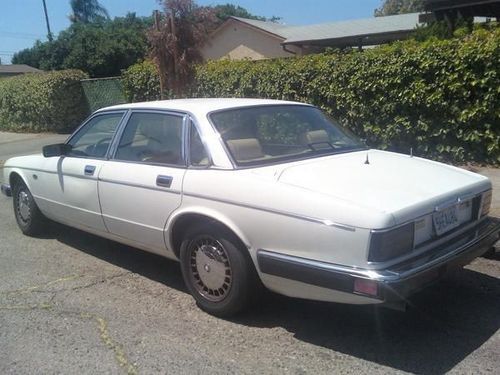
xmin=121 ymin=60 xmax=161 ymax=102
xmin=122 ymin=28 xmax=500 ymax=164
xmin=193 ymin=28 xmax=500 ymax=164
xmin=0 ymin=70 xmax=89 ymax=132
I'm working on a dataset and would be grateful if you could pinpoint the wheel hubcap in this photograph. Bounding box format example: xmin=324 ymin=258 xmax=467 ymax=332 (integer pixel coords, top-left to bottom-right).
xmin=189 ymin=238 xmax=232 ymax=302
xmin=17 ymin=190 xmax=31 ymax=223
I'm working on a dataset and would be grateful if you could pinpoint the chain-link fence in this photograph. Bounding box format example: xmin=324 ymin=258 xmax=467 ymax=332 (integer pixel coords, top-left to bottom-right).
xmin=81 ymin=77 xmax=126 ymax=113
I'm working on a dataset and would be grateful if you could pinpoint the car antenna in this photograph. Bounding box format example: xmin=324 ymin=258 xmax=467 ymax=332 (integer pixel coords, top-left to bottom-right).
xmin=410 ymin=147 xmax=413 ymax=158
xmin=364 ymin=153 xmax=370 ymax=165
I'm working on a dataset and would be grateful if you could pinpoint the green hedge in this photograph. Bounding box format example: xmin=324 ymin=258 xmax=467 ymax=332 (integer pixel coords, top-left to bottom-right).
xmin=0 ymin=70 xmax=89 ymax=133
xmin=121 ymin=60 xmax=161 ymax=103
xmin=193 ymin=28 xmax=500 ymax=164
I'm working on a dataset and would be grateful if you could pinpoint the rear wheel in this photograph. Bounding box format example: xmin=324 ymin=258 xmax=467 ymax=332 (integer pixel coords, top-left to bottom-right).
xmin=12 ymin=180 xmax=47 ymax=236
xmin=482 ymin=247 xmax=497 ymax=259
xmin=180 ymin=223 xmax=259 ymax=317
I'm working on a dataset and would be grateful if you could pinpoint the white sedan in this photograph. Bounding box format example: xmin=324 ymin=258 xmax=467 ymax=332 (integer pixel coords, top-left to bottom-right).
xmin=2 ymin=99 xmax=499 ymax=316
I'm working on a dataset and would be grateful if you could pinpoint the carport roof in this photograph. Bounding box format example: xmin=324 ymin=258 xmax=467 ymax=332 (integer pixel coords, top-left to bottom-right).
xmin=282 ymin=13 xmax=422 ymax=45
xmin=229 ymin=13 xmax=423 ymax=47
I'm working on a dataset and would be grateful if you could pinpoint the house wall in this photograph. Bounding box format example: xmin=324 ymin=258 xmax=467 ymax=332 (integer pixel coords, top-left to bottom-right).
xmin=201 ymin=20 xmax=301 ymax=60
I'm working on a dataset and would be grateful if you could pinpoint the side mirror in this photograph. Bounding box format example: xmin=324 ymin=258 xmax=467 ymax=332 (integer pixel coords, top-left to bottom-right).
xmin=42 ymin=143 xmax=72 ymax=158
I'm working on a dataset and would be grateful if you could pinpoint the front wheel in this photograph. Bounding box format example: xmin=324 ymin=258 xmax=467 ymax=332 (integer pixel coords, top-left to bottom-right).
xmin=12 ymin=180 xmax=48 ymax=236
xmin=179 ymin=223 xmax=260 ymax=317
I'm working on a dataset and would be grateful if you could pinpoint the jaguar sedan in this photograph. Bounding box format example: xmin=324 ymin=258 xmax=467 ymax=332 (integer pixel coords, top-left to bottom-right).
xmin=2 ymin=99 xmax=499 ymax=316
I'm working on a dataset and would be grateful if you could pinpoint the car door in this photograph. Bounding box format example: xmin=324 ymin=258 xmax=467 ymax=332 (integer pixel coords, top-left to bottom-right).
xmin=97 ymin=110 xmax=187 ymax=255
xmin=36 ymin=111 xmax=125 ymax=232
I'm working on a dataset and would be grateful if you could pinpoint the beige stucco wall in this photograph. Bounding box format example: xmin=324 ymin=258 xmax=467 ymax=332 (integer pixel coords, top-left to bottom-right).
xmin=201 ymin=20 xmax=301 ymax=60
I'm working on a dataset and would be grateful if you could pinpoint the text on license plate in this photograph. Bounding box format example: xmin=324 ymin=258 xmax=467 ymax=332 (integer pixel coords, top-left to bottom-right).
xmin=433 ymin=205 xmax=460 ymax=236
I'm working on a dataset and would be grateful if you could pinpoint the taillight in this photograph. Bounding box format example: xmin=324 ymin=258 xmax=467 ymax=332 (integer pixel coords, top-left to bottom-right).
xmin=369 ymin=222 xmax=414 ymax=262
xmin=354 ymin=278 xmax=379 ymax=297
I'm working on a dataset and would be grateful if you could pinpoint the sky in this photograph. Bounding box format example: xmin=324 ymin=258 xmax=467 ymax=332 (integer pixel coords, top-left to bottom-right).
xmin=0 ymin=0 xmax=382 ymax=64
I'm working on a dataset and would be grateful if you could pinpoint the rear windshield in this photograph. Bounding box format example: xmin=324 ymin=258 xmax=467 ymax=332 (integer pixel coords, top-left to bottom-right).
xmin=209 ymin=105 xmax=366 ymax=166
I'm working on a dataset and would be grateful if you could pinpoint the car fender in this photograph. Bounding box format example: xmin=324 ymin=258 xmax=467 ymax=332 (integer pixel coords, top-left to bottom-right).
xmin=165 ymin=205 xmax=253 ymax=257
xmin=5 ymin=166 xmax=35 ymax=193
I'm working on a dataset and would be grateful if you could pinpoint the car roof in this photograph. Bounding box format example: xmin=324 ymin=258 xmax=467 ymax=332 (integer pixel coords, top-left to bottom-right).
xmin=98 ymin=98 xmax=312 ymax=116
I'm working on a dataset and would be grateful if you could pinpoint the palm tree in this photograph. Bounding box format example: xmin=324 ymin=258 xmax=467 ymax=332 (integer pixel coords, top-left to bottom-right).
xmin=69 ymin=0 xmax=110 ymax=23
xmin=148 ymin=0 xmax=216 ymax=97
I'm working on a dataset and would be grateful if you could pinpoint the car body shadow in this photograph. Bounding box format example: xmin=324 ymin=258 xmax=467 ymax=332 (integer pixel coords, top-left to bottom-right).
xmin=50 ymin=222 xmax=187 ymax=294
xmin=238 ymin=268 xmax=500 ymax=374
xmin=50 ymin=222 xmax=499 ymax=374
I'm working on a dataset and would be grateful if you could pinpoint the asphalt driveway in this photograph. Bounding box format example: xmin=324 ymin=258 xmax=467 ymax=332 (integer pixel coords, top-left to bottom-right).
xmin=0 ymin=132 xmax=69 ymax=165
xmin=1 ymin=133 xmax=499 ymax=374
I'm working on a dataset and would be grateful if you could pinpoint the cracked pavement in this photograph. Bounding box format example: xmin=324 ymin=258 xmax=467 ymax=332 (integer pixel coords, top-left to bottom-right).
xmin=1 ymin=134 xmax=500 ymax=374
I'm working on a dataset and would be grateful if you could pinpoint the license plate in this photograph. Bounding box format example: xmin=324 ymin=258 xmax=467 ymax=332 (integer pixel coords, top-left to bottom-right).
xmin=433 ymin=205 xmax=459 ymax=236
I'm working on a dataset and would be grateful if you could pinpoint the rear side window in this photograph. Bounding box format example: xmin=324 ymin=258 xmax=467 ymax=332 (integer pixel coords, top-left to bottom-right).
xmin=114 ymin=112 xmax=184 ymax=166
xmin=189 ymin=123 xmax=210 ymax=167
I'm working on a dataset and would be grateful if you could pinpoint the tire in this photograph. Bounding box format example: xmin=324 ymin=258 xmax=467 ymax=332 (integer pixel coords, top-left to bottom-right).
xmin=12 ymin=180 xmax=47 ymax=236
xmin=482 ymin=247 xmax=497 ymax=259
xmin=179 ymin=223 xmax=260 ymax=317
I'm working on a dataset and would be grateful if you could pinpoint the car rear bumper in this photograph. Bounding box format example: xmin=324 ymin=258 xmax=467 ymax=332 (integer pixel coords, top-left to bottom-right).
xmin=1 ymin=183 xmax=11 ymax=197
xmin=257 ymin=216 xmax=500 ymax=307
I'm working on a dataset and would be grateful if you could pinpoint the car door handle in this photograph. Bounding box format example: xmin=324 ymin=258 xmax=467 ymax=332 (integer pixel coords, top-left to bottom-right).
xmin=84 ymin=165 xmax=96 ymax=176
xmin=156 ymin=175 xmax=173 ymax=188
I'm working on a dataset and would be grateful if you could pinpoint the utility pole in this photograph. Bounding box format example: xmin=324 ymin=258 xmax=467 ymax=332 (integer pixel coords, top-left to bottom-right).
xmin=42 ymin=0 xmax=53 ymax=41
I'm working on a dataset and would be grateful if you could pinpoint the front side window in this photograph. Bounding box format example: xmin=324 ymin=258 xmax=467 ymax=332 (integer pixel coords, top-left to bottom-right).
xmin=68 ymin=112 xmax=124 ymax=158
xmin=115 ymin=112 xmax=184 ymax=166
xmin=210 ymin=105 xmax=366 ymax=166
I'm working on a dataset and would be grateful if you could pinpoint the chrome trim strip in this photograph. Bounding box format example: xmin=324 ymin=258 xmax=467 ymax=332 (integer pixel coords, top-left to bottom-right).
xmin=66 ymin=110 xmax=127 ymax=149
xmin=434 ymin=191 xmax=479 ymax=211
xmin=107 ymin=109 xmax=132 ymax=159
xmin=258 ymin=249 xmax=398 ymax=281
xmin=33 ymin=194 xmax=102 ymax=216
xmin=181 ymin=114 xmax=189 ymax=164
xmin=109 ymin=109 xmax=189 ymax=167
xmin=4 ymin=166 xmax=97 ymax=181
xmin=4 ymin=166 xmax=53 ymax=174
xmin=258 ymin=219 xmax=500 ymax=283
xmin=102 ymin=213 xmax=165 ymax=232
xmin=102 ymin=158 xmax=187 ymax=170
xmin=183 ymin=191 xmax=357 ymax=231
xmin=98 ymin=177 xmax=181 ymax=194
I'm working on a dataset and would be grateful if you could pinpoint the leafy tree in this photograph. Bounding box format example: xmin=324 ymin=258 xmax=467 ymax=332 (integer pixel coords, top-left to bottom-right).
xmin=70 ymin=0 xmax=110 ymax=23
xmin=213 ymin=3 xmax=280 ymax=23
xmin=12 ymin=13 xmax=151 ymax=77
xmin=213 ymin=4 xmax=265 ymax=22
xmin=148 ymin=0 xmax=217 ymax=97
xmin=374 ymin=0 xmax=425 ymax=16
